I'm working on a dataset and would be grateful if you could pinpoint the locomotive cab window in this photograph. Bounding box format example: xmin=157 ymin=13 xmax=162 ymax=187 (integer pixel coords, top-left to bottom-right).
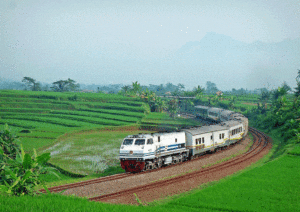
xmin=158 ymin=136 xmax=160 ymax=142
xmin=147 ymin=139 xmax=153 ymax=145
xmin=135 ymin=139 xmax=145 ymax=145
xmin=123 ymin=139 xmax=133 ymax=145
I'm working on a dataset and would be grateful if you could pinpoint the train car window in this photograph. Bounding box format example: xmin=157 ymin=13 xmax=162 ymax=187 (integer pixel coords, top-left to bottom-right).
xmin=222 ymin=133 xmax=224 ymax=139
xmin=175 ymin=138 xmax=177 ymax=143
xmin=158 ymin=136 xmax=160 ymax=142
xmin=219 ymin=134 xmax=221 ymax=139
xmin=211 ymin=135 xmax=213 ymax=140
xmin=123 ymin=139 xmax=133 ymax=145
xmin=135 ymin=139 xmax=145 ymax=145
xmin=147 ymin=139 xmax=153 ymax=145
xmin=202 ymin=137 xmax=205 ymax=143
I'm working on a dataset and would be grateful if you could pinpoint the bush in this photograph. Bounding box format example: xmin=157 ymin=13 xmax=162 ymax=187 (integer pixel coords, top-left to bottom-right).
xmin=0 ymin=125 xmax=57 ymax=196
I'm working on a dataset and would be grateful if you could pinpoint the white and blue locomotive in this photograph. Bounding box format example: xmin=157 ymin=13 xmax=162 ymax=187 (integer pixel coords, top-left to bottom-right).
xmin=119 ymin=106 xmax=248 ymax=172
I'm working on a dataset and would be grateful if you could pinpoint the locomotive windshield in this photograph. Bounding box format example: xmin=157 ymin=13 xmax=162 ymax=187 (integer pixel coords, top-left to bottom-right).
xmin=123 ymin=139 xmax=133 ymax=145
xmin=134 ymin=139 xmax=145 ymax=145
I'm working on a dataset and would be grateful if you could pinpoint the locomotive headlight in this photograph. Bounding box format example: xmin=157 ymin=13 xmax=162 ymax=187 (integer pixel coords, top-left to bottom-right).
xmin=121 ymin=146 xmax=124 ymax=149
xmin=141 ymin=146 xmax=144 ymax=149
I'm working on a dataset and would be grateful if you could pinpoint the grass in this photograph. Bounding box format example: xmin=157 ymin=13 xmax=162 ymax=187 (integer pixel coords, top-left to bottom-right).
xmin=288 ymin=144 xmax=300 ymax=156
xmin=160 ymin=154 xmax=300 ymax=212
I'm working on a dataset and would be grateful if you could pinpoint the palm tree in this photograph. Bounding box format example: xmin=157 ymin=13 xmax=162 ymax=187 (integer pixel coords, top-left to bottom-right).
xmin=132 ymin=81 xmax=142 ymax=96
xmin=121 ymin=85 xmax=130 ymax=95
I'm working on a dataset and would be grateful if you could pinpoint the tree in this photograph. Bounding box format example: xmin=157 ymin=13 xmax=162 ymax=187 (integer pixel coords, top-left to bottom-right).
xmin=132 ymin=81 xmax=142 ymax=96
xmin=295 ymin=70 xmax=300 ymax=97
xmin=206 ymin=81 xmax=218 ymax=94
xmin=193 ymin=85 xmax=205 ymax=96
xmin=51 ymin=78 xmax=79 ymax=92
xmin=177 ymin=83 xmax=185 ymax=92
xmin=22 ymin=77 xmax=41 ymax=91
xmin=167 ymin=99 xmax=179 ymax=118
xmin=282 ymin=81 xmax=291 ymax=93
xmin=66 ymin=78 xmax=80 ymax=91
xmin=121 ymin=85 xmax=130 ymax=95
xmin=294 ymin=82 xmax=300 ymax=97
xmin=272 ymin=82 xmax=290 ymax=101
xmin=296 ymin=69 xmax=300 ymax=83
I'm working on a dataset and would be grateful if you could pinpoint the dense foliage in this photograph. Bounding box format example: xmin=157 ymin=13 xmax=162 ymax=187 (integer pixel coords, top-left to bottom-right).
xmin=0 ymin=125 xmax=56 ymax=196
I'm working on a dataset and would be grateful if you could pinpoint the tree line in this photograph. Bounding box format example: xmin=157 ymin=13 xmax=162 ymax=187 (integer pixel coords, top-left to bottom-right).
xmin=22 ymin=77 xmax=80 ymax=92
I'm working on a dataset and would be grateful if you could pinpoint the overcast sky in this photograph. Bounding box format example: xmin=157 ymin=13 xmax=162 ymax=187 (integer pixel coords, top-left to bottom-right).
xmin=1 ymin=0 xmax=300 ymax=90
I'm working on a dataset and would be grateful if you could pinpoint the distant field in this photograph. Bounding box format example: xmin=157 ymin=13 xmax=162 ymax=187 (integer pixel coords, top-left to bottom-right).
xmin=140 ymin=112 xmax=203 ymax=131
xmin=0 ymin=90 xmax=148 ymax=152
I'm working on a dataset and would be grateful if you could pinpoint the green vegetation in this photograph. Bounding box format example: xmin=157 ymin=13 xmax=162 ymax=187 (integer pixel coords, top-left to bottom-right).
xmin=141 ymin=112 xmax=203 ymax=131
xmin=0 ymin=125 xmax=56 ymax=196
xmin=0 ymin=90 xmax=148 ymax=153
xmin=1 ymin=74 xmax=300 ymax=211
xmin=161 ymin=154 xmax=299 ymax=212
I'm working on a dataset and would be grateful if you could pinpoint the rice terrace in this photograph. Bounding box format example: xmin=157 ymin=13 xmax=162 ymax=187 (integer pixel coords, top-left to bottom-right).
xmin=1 ymin=84 xmax=300 ymax=211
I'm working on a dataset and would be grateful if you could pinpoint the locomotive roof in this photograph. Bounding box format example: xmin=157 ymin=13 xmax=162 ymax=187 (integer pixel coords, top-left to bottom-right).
xmin=194 ymin=105 xmax=210 ymax=110
xmin=220 ymin=110 xmax=234 ymax=116
xmin=183 ymin=124 xmax=227 ymax=135
xmin=208 ymin=107 xmax=222 ymax=113
xmin=223 ymin=120 xmax=243 ymax=128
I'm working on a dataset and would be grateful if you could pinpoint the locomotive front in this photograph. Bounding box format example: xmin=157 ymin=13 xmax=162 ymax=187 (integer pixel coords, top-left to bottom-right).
xmin=119 ymin=134 xmax=155 ymax=172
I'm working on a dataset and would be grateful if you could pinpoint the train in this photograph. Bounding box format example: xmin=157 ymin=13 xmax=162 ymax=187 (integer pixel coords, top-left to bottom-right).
xmin=119 ymin=105 xmax=248 ymax=173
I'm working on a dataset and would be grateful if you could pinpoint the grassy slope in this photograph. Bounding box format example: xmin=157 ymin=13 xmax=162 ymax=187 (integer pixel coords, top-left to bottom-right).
xmin=161 ymin=155 xmax=299 ymax=212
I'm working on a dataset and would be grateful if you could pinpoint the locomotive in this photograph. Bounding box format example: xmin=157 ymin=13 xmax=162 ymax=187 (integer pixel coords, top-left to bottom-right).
xmin=119 ymin=106 xmax=248 ymax=173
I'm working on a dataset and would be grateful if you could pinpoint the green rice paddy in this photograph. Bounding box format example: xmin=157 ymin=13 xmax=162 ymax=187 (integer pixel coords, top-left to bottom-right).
xmin=0 ymin=90 xmax=149 ymax=153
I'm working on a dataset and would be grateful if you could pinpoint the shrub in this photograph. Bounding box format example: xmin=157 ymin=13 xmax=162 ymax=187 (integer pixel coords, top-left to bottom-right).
xmin=0 ymin=125 xmax=58 ymax=196
xmin=0 ymin=124 xmax=20 ymax=160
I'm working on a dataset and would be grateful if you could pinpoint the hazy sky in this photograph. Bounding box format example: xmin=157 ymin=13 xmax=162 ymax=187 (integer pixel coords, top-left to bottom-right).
xmin=1 ymin=0 xmax=300 ymax=90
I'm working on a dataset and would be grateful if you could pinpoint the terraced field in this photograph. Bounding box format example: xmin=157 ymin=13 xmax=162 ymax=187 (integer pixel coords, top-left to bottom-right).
xmin=0 ymin=90 xmax=148 ymax=152
xmin=0 ymin=90 xmax=204 ymax=175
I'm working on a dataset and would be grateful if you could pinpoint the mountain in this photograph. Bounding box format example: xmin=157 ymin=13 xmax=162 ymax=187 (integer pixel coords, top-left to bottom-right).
xmin=171 ymin=32 xmax=300 ymax=89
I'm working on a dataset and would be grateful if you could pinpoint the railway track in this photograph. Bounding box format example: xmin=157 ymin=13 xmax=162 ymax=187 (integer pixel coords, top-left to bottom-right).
xmin=89 ymin=127 xmax=272 ymax=204
xmin=39 ymin=130 xmax=245 ymax=194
